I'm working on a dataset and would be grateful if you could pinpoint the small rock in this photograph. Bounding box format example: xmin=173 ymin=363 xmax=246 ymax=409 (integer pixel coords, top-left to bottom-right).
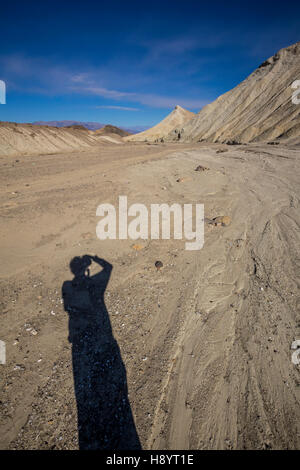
xmin=212 ymin=216 xmax=231 ymax=226
xmin=155 ymin=261 xmax=163 ymax=270
xmin=132 ymin=244 xmax=144 ymax=251
xmin=194 ymin=165 xmax=209 ymax=171
xmin=81 ymin=232 xmax=92 ymax=239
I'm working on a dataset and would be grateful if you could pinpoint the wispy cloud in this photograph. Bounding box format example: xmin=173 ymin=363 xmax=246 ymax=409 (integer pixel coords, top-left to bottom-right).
xmin=134 ymin=93 xmax=206 ymax=110
xmin=144 ymin=37 xmax=200 ymax=60
xmin=0 ymin=53 xmax=211 ymax=111
xmin=74 ymin=85 xmax=134 ymax=99
xmin=95 ymin=105 xmax=139 ymax=111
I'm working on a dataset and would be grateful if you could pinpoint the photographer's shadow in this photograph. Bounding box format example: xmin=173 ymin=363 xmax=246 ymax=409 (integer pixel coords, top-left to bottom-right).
xmin=62 ymin=255 xmax=141 ymax=450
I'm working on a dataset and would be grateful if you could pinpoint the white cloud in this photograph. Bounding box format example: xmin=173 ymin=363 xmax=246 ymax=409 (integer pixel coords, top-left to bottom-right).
xmin=95 ymin=105 xmax=139 ymax=111
xmin=0 ymin=54 xmax=209 ymax=111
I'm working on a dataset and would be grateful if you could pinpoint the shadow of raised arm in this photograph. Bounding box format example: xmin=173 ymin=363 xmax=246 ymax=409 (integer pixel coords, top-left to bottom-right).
xmin=89 ymin=255 xmax=112 ymax=289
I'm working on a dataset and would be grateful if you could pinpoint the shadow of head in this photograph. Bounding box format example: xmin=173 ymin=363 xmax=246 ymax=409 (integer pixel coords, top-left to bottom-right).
xmin=70 ymin=255 xmax=92 ymax=276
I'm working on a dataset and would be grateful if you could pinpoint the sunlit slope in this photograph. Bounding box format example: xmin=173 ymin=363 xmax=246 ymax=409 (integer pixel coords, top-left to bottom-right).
xmin=166 ymin=41 xmax=300 ymax=144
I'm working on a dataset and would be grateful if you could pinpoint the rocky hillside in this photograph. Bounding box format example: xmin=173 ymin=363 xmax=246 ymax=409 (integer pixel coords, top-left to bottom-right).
xmin=0 ymin=122 xmax=103 ymax=157
xmin=94 ymin=124 xmax=131 ymax=137
xmin=166 ymin=41 xmax=300 ymax=144
xmin=125 ymin=105 xmax=195 ymax=142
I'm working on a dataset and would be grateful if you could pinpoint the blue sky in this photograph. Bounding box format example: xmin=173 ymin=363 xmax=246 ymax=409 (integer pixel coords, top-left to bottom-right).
xmin=0 ymin=0 xmax=299 ymax=127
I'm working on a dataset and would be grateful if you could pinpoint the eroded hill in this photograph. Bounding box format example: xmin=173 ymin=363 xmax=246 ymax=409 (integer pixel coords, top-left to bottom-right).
xmin=166 ymin=42 xmax=300 ymax=144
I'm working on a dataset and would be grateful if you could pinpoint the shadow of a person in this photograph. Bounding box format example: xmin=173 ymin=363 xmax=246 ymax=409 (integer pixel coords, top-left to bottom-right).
xmin=62 ymin=255 xmax=141 ymax=450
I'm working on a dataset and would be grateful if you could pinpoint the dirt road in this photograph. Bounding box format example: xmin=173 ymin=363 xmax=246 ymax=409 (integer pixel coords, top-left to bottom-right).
xmin=0 ymin=142 xmax=299 ymax=449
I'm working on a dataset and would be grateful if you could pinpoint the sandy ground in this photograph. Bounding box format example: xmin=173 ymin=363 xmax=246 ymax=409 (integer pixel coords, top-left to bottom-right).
xmin=0 ymin=141 xmax=299 ymax=449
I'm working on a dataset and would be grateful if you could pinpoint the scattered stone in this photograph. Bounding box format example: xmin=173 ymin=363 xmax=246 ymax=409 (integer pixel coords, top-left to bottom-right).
xmin=81 ymin=232 xmax=92 ymax=239
xmin=216 ymin=149 xmax=228 ymax=154
xmin=132 ymin=244 xmax=144 ymax=251
xmin=194 ymin=165 xmax=209 ymax=171
xmin=155 ymin=261 xmax=163 ymax=270
xmin=210 ymin=216 xmax=231 ymax=226
xmin=176 ymin=177 xmax=191 ymax=183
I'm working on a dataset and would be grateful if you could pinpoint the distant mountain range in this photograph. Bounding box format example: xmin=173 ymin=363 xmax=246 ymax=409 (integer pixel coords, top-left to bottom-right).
xmin=31 ymin=120 xmax=148 ymax=134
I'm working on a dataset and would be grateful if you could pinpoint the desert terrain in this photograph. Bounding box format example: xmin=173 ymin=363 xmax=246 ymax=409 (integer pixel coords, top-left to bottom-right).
xmin=0 ymin=138 xmax=299 ymax=449
xmin=0 ymin=122 xmax=124 ymax=158
xmin=124 ymin=105 xmax=195 ymax=142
